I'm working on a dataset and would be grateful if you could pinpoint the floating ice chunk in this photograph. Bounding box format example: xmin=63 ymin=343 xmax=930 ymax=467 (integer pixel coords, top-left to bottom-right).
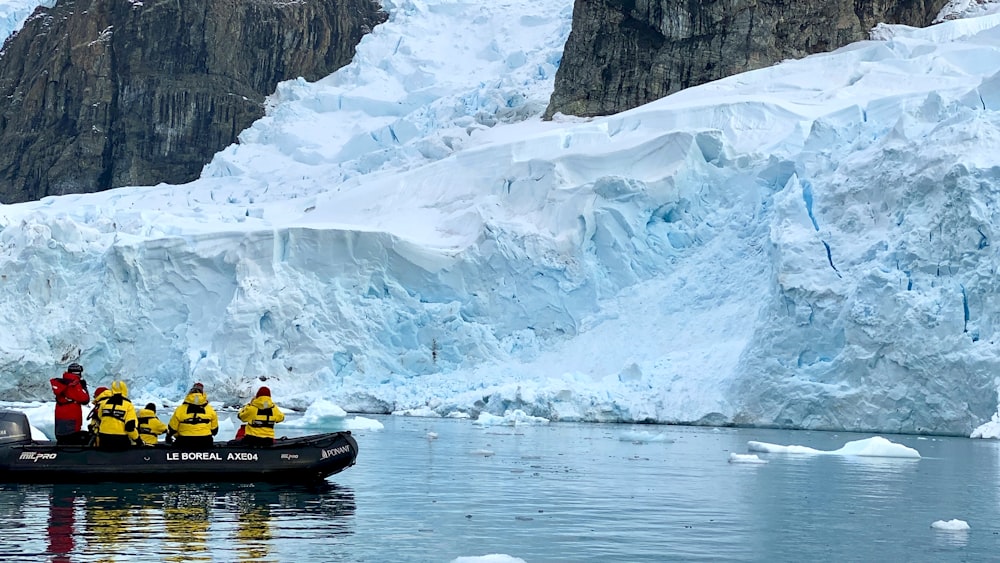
xmin=217 ymin=416 xmax=238 ymax=439
xmin=747 ymin=441 xmax=823 ymax=455
xmin=286 ymin=397 xmax=348 ymax=429
xmin=931 ymin=519 xmax=970 ymax=531
xmin=747 ymin=436 xmax=920 ymax=458
xmin=426 ymin=431 xmax=439 ymax=440
xmin=473 ymin=413 xmax=505 ymax=426
xmin=619 ymin=430 xmax=675 ymax=443
xmin=303 ymin=399 xmax=347 ymax=418
xmin=393 ymin=406 xmax=441 ymax=417
xmin=473 ymin=409 xmax=550 ymax=427
xmin=834 ymin=436 xmax=920 ymax=457
xmin=471 ymin=449 xmax=495 ymax=457
xmin=729 ymin=453 xmax=768 ymax=464
xmin=343 ymin=416 xmax=384 ymax=431
xmin=451 ymin=555 xmax=526 ymax=563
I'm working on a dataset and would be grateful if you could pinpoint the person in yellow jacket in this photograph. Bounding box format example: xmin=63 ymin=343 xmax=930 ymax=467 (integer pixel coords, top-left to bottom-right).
xmin=95 ymin=380 xmax=139 ymax=451
xmin=237 ymin=386 xmax=285 ymax=447
xmin=167 ymin=382 xmax=219 ymax=450
xmin=137 ymin=403 xmax=168 ymax=445
xmin=86 ymin=386 xmax=111 ymax=441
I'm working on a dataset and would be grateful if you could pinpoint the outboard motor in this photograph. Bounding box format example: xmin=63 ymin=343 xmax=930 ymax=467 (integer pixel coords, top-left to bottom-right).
xmin=0 ymin=410 xmax=32 ymax=446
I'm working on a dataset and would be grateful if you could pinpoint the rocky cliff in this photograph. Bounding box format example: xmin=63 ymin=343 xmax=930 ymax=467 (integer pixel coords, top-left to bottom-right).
xmin=0 ymin=0 xmax=386 ymax=203
xmin=546 ymin=0 xmax=949 ymax=118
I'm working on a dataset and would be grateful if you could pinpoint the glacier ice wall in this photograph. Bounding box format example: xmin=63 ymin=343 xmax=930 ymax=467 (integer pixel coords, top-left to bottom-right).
xmin=1 ymin=1 xmax=1000 ymax=435
xmin=0 ymin=0 xmax=53 ymax=39
xmin=725 ymin=24 xmax=1000 ymax=434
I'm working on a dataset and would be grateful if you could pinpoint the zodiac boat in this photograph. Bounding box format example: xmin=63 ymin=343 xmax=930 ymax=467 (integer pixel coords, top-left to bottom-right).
xmin=0 ymin=409 xmax=358 ymax=484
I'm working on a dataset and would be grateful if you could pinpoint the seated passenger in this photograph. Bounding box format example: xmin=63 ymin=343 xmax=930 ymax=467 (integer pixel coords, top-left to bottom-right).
xmin=137 ymin=403 xmax=168 ymax=445
xmin=167 ymin=382 xmax=219 ymax=450
xmin=237 ymin=386 xmax=285 ymax=447
xmin=86 ymin=386 xmax=111 ymax=443
xmin=95 ymin=381 xmax=139 ymax=451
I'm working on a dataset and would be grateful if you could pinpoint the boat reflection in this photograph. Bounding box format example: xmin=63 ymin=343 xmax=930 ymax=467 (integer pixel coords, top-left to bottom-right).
xmin=46 ymin=486 xmax=76 ymax=563
xmin=0 ymin=481 xmax=356 ymax=561
xmin=162 ymin=485 xmax=213 ymax=562
xmin=232 ymin=488 xmax=272 ymax=562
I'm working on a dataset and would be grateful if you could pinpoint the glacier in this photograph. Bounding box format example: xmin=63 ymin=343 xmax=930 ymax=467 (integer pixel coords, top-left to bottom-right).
xmin=1 ymin=0 xmax=1000 ymax=435
xmin=0 ymin=0 xmax=53 ymax=38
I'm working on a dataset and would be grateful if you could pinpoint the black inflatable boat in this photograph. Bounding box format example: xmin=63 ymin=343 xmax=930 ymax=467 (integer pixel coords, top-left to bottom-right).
xmin=0 ymin=410 xmax=358 ymax=484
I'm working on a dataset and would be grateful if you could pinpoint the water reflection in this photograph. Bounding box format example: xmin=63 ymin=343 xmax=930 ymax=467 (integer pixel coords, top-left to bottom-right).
xmin=46 ymin=486 xmax=76 ymax=563
xmin=163 ymin=486 xmax=212 ymax=562
xmin=231 ymin=489 xmax=272 ymax=562
xmin=932 ymin=528 xmax=970 ymax=549
xmin=0 ymin=481 xmax=356 ymax=562
xmin=8 ymin=422 xmax=1000 ymax=562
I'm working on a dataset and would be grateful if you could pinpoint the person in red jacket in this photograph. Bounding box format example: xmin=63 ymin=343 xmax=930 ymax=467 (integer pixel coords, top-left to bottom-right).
xmin=50 ymin=362 xmax=91 ymax=445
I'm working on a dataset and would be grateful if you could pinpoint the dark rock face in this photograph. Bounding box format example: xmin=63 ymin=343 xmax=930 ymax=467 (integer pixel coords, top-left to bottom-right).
xmin=546 ymin=0 xmax=949 ymax=118
xmin=0 ymin=0 xmax=386 ymax=203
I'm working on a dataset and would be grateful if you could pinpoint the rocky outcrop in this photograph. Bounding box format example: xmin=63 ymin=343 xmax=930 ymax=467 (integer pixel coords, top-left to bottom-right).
xmin=546 ymin=0 xmax=949 ymax=118
xmin=0 ymin=0 xmax=386 ymax=203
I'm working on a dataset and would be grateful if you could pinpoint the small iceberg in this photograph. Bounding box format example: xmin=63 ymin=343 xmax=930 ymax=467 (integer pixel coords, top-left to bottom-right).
xmin=931 ymin=519 xmax=970 ymax=531
xmin=284 ymin=398 xmax=347 ymax=428
xmin=344 ymin=416 xmax=385 ymax=431
xmin=393 ymin=406 xmax=441 ymax=417
xmin=451 ymin=555 xmax=526 ymax=563
xmin=619 ymin=430 xmax=674 ymax=444
xmin=474 ymin=409 xmax=549 ymax=427
xmin=729 ymin=453 xmax=767 ymax=464
xmin=747 ymin=436 xmax=920 ymax=458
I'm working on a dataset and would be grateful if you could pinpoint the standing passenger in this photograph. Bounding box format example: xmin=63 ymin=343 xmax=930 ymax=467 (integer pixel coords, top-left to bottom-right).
xmin=137 ymin=403 xmax=168 ymax=445
xmin=167 ymin=382 xmax=219 ymax=449
xmin=50 ymin=363 xmax=91 ymax=445
xmin=237 ymin=386 xmax=285 ymax=447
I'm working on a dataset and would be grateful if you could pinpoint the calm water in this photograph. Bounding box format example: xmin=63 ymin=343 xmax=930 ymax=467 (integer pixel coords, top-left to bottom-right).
xmin=0 ymin=416 xmax=998 ymax=562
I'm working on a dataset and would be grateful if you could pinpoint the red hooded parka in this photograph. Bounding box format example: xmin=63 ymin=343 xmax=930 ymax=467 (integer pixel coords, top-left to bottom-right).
xmin=50 ymin=372 xmax=90 ymax=437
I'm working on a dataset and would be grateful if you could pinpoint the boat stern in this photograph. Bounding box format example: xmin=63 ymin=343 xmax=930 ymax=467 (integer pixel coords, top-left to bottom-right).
xmin=0 ymin=410 xmax=32 ymax=445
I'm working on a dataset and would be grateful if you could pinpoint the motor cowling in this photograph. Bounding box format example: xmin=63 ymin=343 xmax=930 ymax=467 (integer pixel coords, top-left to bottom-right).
xmin=0 ymin=410 xmax=32 ymax=445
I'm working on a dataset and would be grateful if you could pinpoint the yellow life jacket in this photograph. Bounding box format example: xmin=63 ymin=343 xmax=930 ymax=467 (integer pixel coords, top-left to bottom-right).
xmin=168 ymin=391 xmax=219 ymax=437
xmin=86 ymin=387 xmax=113 ymax=435
xmin=137 ymin=407 xmax=168 ymax=445
xmin=238 ymin=396 xmax=286 ymax=439
xmin=96 ymin=381 xmax=139 ymax=441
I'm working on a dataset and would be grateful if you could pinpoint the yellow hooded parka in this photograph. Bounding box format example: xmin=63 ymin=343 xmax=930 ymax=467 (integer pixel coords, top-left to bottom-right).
xmin=96 ymin=380 xmax=139 ymax=444
xmin=168 ymin=385 xmax=219 ymax=438
xmin=238 ymin=387 xmax=285 ymax=440
xmin=137 ymin=404 xmax=168 ymax=445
